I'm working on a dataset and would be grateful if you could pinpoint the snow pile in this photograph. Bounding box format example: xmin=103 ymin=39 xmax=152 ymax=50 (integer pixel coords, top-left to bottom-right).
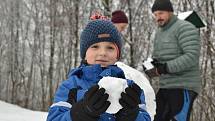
xmin=116 ymin=62 xmax=156 ymax=120
xmin=0 ymin=100 xmax=48 ymax=121
xmin=98 ymin=77 xmax=128 ymax=114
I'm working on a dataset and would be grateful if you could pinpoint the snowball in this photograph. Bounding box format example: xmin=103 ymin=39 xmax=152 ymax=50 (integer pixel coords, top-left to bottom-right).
xmin=143 ymin=57 xmax=154 ymax=70
xmin=98 ymin=77 xmax=128 ymax=114
xmin=115 ymin=61 xmax=156 ymax=120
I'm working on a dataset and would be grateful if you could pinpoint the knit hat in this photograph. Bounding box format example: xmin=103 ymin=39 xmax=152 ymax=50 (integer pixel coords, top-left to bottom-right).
xmin=152 ymin=0 xmax=174 ymax=13
xmin=111 ymin=10 xmax=128 ymax=24
xmin=80 ymin=19 xmax=122 ymax=59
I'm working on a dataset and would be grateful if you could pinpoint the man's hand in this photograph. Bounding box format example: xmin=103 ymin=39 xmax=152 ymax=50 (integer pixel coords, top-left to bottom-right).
xmin=143 ymin=59 xmax=168 ymax=78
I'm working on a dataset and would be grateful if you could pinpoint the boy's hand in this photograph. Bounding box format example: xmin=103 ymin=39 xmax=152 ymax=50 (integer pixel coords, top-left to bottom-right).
xmin=116 ymin=83 xmax=141 ymax=121
xmin=71 ymin=85 xmax=110 ymax=121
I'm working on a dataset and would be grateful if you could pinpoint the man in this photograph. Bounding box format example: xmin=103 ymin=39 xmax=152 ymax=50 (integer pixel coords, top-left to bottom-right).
xmin=111 ymin=10 xmax=128 ymax=32
xmin=144 ymin=0 xmax=201 ymax=121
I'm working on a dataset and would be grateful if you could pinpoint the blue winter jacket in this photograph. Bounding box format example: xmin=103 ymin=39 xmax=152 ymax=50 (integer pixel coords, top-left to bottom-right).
xmin=47 ymin=64 xmax=151 ymax=121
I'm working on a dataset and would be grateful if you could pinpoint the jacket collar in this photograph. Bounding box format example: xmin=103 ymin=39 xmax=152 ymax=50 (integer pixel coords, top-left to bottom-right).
xmin=68 ymin=64 xmax=125 ymax=83
xmin=160 ymin=15 xmax=178 ymax=31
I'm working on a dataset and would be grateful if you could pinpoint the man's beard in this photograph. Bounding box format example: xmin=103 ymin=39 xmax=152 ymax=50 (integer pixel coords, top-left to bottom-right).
xmin=157 ymin=19 xmax=167 ymax=27
xmin=157 ymin=17 xmax=171 ymax=27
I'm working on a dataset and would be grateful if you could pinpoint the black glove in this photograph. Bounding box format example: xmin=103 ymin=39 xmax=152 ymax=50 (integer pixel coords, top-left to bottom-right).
xmin=71 ymin=85 xmax=110 ymax=121
xmin=143 ymin=58 xmax=168 ymax=78
xmin=115 ymin=83 xmax=141 ymax=121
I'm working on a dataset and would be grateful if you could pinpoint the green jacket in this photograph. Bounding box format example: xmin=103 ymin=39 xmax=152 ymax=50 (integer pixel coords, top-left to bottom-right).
xmin=152 ymin=15 xmax=201 ymax=93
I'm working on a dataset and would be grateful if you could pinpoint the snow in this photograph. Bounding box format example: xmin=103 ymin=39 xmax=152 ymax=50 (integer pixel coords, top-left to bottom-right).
xmin=178 ymin=11 xmax=193 ymax=20
xmin=116 ymin=62 xmax=156 ymax=120
xmin=0 ymin=100 xmax=48 ymax=121
xmin=178 ymin=11 xmax=207 ymax=27
xmin=98 ymin=77 xmax=128 ymax=114
xmin=143 ymin=57 xmax=154 ymax=70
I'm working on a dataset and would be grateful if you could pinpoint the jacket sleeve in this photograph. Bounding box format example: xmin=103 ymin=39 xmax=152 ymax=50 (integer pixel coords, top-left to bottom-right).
xmin=46 ymin=78 xmax=77 ymax=121
xmin=167 ymin=22 xmax=201 ymax=73
xmin=47 ymin=106 xmax=72 ymax=121
xmin=135 ymin=91 xmax=151 ymax=121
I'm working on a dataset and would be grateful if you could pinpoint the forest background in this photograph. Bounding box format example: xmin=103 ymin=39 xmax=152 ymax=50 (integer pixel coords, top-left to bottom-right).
xmin=0 ymin=0 xmax=214 ymax=120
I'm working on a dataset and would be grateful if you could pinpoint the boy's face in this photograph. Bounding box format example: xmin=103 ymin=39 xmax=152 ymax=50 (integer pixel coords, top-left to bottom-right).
xmin=85 ymin=42 xmax=118 ymax=67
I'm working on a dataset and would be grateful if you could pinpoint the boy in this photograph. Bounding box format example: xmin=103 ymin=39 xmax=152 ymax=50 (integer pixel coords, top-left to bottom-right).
xmin=47 ymin=19 xmax=150 ymax=121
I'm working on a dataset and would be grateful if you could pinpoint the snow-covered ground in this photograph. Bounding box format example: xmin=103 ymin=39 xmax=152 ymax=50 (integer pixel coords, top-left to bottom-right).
xmin=0 ymin=100 xmax=48 ymax=121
